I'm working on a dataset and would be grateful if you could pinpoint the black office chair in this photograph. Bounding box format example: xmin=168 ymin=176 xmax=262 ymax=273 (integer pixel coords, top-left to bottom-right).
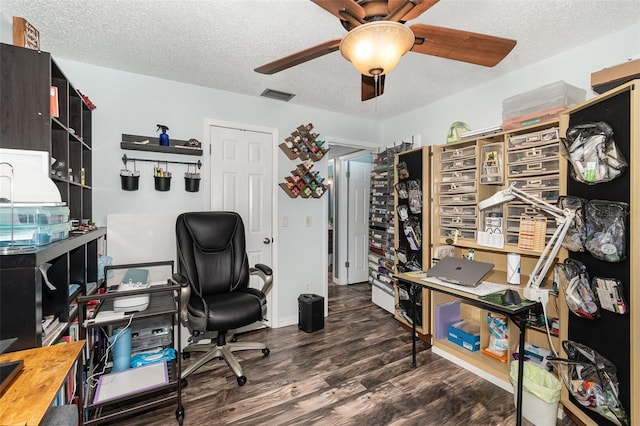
xmin=173 ymin=211 xmax=272 ymax=386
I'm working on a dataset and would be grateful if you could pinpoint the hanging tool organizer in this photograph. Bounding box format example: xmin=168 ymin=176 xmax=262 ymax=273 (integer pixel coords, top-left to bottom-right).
xmin=120 ymin=154 xmax=202 ymax=192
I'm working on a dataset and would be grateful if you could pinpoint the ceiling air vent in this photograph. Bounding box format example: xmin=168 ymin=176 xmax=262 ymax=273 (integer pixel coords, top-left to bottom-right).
xmin=260 ymin=88 xmax=295 ymax=102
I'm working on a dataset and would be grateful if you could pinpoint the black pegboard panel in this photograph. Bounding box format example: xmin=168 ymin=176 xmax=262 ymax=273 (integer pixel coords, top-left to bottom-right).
xmin=565 ymin=89 xmax=631 ymax=425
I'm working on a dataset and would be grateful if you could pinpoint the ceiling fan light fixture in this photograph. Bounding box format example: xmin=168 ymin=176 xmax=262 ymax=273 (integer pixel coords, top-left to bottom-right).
xmin=339 ymin=21 xmax=415 ymax=77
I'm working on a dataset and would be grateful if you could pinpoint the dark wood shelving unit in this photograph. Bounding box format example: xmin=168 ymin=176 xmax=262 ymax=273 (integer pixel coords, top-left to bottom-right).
xmin=0 ymin=43 xmax=104 ymax=355
xmin=0 ymin=228 xmax=106 ymax=351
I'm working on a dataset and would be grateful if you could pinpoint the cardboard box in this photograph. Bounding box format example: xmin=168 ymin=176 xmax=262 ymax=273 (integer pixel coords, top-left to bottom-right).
xmin=448 ymin=320 xmax=480 ymax=352
xmin=591 ymin=59 xmax=640 ymax=94
xmin=12 ymin=17 xmax=40 ymax=50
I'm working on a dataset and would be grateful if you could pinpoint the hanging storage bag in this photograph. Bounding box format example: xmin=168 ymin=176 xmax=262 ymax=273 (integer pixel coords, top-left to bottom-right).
xmin=561 ymin=121 xmax=627 ymax=184
xmin=554 ymin=258 xmax=600 ymax=320
xmin=584 ymin=200 xmax=628 ymax=262
xmin=556 ymin=196 xmax=587 ymax=252
xmin=549 ymin=340 xmax=629 ymax=426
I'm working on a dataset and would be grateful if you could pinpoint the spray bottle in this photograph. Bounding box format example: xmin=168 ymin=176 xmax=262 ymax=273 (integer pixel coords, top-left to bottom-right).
xmin=157 ymin=124 xmax=170 ymax=146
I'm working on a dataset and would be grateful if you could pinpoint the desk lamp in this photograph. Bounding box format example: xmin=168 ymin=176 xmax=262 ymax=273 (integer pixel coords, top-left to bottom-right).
xmin=478 ymin=183 xmax=575 ymax=302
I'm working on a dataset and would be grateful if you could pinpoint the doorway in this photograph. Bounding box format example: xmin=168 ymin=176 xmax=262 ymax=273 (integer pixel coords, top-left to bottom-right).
xmin=328 ymin=147 xmax=373 ymax=286
xmin=207 ymin=119 xmax=277 ymax=325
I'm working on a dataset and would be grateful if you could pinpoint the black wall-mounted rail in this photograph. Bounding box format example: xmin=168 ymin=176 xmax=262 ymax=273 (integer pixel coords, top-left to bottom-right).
xmin=121 ymin=154 xmax=202 ymax=169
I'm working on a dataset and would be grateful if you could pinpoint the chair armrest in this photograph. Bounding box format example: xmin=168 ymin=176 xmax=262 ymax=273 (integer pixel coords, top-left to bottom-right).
xmin=171 ymin=273 xmax=189 ymax=286
xmin=253 ymin=263 xmax=272 ymax=276
xmin=171 ymin=273 xmax=192 ymax=328
xmin=250 ymin=263 xmax=273 ymax=295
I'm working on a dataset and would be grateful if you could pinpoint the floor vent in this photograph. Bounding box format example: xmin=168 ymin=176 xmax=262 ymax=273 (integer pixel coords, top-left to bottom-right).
xmin=260 ymin=88 xmax=295 ymax=102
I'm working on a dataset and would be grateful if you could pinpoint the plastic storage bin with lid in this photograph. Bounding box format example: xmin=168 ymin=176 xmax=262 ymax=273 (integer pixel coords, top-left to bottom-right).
xmin=502 ymin=81 xmax=586 ymax=130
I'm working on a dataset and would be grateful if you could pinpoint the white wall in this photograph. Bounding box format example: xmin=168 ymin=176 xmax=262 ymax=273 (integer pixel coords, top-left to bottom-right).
xmin=4 ymin=17 xmax=637 ymax=329
xmin=50 ymin=59 xmax=382 ymax=327
xmin=382 ymin=23 xmax=640 ymax=145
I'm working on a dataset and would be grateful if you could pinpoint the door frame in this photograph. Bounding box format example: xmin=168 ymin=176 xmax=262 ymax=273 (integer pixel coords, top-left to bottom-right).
xmin=333 ymin=150 xmax=372 ymax=285
xmin=203 ymin=118 xmax=280 ymax=326
xmin=323 ymin=136 xmax=378 ymax=301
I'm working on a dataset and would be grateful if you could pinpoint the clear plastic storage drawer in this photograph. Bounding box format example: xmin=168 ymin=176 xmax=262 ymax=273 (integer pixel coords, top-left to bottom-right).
xmin=509 ymin=175 xmax=560 ymax=191
xmin=439 ymin=181 xmax=477 ymax=194
xmin=508 ymin=128 xmax=559 ymax=150
xmin=0 ymin=221 xmax=71 ymax=247
xmin=441 ymin=157 xmax=477 ymax=171
xmin=440 ymin=216 xmax=477 ymax=229
xmin=440 ymin=145 xmax=476 ymax=162
xmin=0 ymin=205 xmax=69 ymax=226
xmin=508 ymin=157 xmax=559 ymax=177
xmin=507 ymin=143 xmax=559 ymax=164
xmin=441 ymin=170 xmax=476 ymax=183
xmin=439 ymin=205 xmax=477 ymax=217
xmin=439 ymin=193 xmax=477 ymax=205
xmin=440 ymin=227 xmax=476 ymax=241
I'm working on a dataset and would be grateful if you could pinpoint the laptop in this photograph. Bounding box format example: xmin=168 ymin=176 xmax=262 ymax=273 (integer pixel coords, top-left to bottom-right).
xmin=426 ymin=256 xmax=494 ymax=287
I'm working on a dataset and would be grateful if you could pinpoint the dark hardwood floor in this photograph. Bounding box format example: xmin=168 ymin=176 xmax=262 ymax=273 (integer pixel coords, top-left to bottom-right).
xmin=114 ymin=282 xmax=576 ymax=425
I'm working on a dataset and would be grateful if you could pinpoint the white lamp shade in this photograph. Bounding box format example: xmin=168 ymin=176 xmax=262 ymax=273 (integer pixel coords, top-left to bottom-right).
xmin=339 ymin=21 xmax=415 ymax=77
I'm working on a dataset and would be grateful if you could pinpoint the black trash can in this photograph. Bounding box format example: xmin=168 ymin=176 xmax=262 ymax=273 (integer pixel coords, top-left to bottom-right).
xmin=298 ymin=294 xmax=324 ymax=333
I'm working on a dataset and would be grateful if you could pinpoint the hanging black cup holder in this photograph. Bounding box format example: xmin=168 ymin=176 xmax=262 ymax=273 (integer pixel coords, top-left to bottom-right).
xmin=153 ymin=161 xmax=172 ymax=191
xmin=184 ymin=163 xmax=201 ymax=192
xmin=120 ymin=154 xmax=202 ymax=193
xmin=120 ymin=159 xmax=140 ymax=191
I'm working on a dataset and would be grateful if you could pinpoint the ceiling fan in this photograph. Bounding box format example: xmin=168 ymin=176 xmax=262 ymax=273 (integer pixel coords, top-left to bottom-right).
xmin=254 ymin=0 xmax=517 ymax=101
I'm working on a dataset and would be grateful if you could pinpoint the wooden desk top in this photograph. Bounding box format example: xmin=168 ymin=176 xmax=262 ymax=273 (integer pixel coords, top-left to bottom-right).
xmin=0 ymin=340 xmax=84 ymax=426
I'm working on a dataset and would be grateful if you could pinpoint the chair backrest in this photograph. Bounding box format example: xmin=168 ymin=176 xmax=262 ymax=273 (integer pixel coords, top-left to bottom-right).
xmin=176 ymin=211 xmax=250 ymax=298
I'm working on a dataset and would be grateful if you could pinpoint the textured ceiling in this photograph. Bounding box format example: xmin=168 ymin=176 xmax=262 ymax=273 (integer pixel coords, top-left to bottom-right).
xmin=2 ymin=0 xmax=640 ymax=119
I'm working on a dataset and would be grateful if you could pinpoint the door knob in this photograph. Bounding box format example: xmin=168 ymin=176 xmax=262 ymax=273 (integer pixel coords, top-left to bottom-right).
xmin=263 ymin=238 xmax=271 ymax=244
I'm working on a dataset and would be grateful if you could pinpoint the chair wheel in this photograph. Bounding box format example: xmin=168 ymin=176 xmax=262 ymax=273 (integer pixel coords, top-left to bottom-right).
xmin=181 ymin=378 xmax=188 ymax=388
xmin=237 ymin=375 xmax=247 ymax=386
xmin=182 ymin=352 xmax=191 ymax=360
xmin=262 ymin=348 xmax=270 ymax=357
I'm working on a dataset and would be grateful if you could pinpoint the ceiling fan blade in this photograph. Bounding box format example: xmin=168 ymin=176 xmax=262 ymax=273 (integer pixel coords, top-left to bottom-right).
xmin=410 ymin=24 xmax=516 ymax=67
xmin=362 ymin=75 xmax=385 ymax=101
xmin=387 ymin=0 xmax=439 ymax=21
xmin=310 ymin=0 xmax=366 ymax=21
xmin=254 ymin=39 xmax=342 ymax=74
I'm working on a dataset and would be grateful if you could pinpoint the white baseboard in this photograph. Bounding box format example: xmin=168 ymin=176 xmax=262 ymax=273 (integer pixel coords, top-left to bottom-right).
xmin=278 ymin=315 xmax=298 ymax=328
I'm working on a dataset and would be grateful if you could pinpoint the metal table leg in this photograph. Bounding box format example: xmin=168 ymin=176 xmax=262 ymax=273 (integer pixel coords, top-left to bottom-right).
xmin=510 ymin=312 xmax=527 ymax=426
xmin=411 ymin=283 xmax=418 ymax=368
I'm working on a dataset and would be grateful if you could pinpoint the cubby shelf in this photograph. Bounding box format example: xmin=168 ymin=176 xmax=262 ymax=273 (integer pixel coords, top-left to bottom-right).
xmin=0 ymin=43 xmax=105 ymax=355
xmin=427 ymin=120 xmax=565 ymax=393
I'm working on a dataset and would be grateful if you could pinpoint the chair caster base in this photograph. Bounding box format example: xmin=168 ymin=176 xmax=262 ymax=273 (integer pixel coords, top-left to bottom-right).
xmin=237 ymin=375 xmax=247 ymax=386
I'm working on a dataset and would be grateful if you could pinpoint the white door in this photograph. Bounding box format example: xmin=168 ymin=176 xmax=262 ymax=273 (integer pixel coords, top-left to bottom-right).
xmin=209 ymin=123 xmax=275 ymax=323
xmin=346 ymin=160 xmax=371 ymax=284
